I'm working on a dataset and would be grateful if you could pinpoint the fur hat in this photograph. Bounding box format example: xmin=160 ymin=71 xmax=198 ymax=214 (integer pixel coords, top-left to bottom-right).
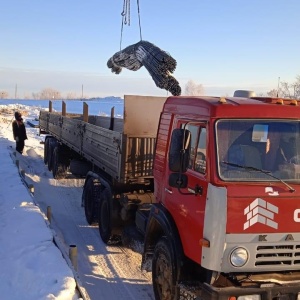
xmin=14 ymin=111 xmax=22 ymax=120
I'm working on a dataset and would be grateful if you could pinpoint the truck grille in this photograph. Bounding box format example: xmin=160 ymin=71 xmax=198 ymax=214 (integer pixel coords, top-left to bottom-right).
xmin=256 ymin=244 xmax=300 ymax=266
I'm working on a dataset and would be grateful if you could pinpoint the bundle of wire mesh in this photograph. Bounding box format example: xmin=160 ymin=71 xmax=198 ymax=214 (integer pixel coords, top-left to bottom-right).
xmin=107 ymin=40 xmax=181 ymax=96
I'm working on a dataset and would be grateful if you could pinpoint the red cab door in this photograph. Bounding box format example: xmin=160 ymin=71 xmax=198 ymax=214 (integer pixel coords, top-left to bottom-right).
xmin=163 ymin=121 xmax=208 ymax=264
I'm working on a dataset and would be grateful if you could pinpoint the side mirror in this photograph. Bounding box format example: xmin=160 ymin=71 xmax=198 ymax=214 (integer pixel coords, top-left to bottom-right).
xmin=169 ymin=128 xmax=191 ymax=173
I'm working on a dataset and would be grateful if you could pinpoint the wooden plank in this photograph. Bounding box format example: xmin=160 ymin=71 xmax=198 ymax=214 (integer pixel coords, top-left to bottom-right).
xmin=48 ymin=113 xmax=62 ymax=139
xmin=83 ymin=102 xmax=88 ymax=123
xmin=61 ymin=117 xmax=82 ymax=152
xmin=81 ymin=123 xmax=123 ymax=180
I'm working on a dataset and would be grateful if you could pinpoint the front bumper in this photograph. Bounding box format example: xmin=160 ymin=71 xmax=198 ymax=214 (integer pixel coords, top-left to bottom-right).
xmin=200 ymin=282 xmax=300 ymax=300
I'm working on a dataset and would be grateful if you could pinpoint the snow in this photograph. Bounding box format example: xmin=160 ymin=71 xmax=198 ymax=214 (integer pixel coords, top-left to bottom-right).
xmin=0 ymin=103 xmax=154 ymax=300
xmin=0 ymin=105 xmax=80 ymax=300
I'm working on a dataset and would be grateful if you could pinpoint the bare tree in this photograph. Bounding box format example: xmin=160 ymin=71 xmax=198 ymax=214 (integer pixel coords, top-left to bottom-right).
xmin=293 ymin=75 xmax=300 ymax=99
xmin=279 ymin=81 xmax=293 ymax=98
xmin=266 ymin=89 xmax=278 ymax=97
xmin=184 ymin=80 xmax=204 ymax=96
xmin=39 ymin=88 xmax=61 ymax=100
xmin=267 ymin=76 xmax=300 ymax=99
xmin=31 ymin=92 xmax=40 ymax=100
xmin=66 ymin=92 xmax=78 ymax=100
xmin=0 ymin=90 xmax=9 ymax=99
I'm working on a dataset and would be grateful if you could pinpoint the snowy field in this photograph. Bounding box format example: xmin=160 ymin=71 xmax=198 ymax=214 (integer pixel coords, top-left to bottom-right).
xmin=0 ymin=104 xmax=154 ymax=300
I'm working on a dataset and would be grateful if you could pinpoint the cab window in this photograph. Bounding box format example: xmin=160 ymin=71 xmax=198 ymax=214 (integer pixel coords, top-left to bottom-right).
xmin=182 ymin=124 xmax=206 ymax=174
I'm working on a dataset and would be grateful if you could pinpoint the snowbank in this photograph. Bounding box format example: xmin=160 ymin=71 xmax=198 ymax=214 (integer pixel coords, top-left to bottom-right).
xmin=0 ymin=105 xmax=80 ymax=300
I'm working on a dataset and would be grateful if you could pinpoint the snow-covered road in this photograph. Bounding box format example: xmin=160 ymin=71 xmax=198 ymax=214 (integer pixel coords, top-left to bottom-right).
xmin=0 ymin=105 xmax=154 ymax=300
xmin=23 ymin=152 xmax=154 ymax=300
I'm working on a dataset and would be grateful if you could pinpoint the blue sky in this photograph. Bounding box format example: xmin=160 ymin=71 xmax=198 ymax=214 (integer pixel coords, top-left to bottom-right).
xmin=1 ymin=0 xmax=300 ymax=98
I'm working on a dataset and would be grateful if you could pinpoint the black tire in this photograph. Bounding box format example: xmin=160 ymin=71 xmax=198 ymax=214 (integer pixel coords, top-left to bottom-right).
xmin=98 ymin=188 xmax=112 ymax=243
xmin=82 ymin=177 xmax=101 ymax=225
xmin=47 ymin=139 xmax=57 ymax=171
xmin=52 ymin=146 xmax=68 ymax=179
xmin=70 ymin=159 xmax=92 ymax=177
xmin=44 ymin=137 xmax=50 ymax=165
xmin=152 ymin=237 xmax=179 ymax=300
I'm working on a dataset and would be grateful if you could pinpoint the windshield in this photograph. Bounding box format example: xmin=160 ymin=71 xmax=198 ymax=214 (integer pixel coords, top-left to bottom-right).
xmin=216 ymin=119 xmax=300 ymax=181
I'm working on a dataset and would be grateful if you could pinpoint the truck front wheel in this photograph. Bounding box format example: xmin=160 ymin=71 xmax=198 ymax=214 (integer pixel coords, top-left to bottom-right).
xmin=83 ymin=177 xmax=101 ymax=225
xmin=98 ymin=189 xmax=112 ymax=243
xmin=152 ymin=237 xmax=179 ymax=300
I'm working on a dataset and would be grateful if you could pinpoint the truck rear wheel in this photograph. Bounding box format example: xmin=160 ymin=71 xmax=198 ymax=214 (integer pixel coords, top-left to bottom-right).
xmin=70 ymin=159 xmax=92 ymax=177
xmin=83 ymin=177 xmax=101 ymax=225
xmin=52 ymin=147 xmax=68 ymax=179
xmin=44 ymin=137 xmax=50 ymax=165
xmin=152 ymin=237 xmax=179 ymax=300
xmin=47 ymin=139 xmax=57 ymax=171
xmin=98 ymin=189 xmax=112 ymax=243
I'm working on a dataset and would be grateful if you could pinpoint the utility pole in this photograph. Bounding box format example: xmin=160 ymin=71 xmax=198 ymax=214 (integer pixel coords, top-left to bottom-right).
xmin=82 ymin=84 xmax=83 ymax=99
xmin=15 ymin=84 xmax=18 ymax=99
xmin=277 ymin=77 xmax=280 ymax=97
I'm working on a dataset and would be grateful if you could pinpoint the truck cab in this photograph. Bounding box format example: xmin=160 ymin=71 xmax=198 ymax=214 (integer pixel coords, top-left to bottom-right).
xmin=146 ymin=96 xmax=300 ymax=300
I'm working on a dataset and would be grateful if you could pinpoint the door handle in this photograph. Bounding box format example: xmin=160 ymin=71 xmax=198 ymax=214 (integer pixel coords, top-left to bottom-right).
xmin=165 ymin=188 xmax=173 ymax=194
xmin=188 ymin=184 xmax=203 ymax=196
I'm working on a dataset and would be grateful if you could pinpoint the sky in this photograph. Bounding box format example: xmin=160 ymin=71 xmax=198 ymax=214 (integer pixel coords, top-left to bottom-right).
xmin=1 ymin=0 xmax=300 ymax=98
xmin=0 ymin=107 xmax=80 ymax=300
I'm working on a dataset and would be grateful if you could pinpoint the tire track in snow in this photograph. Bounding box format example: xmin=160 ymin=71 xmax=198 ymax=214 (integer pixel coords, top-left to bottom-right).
xmin=53 ymin=178 xmax=154 ymax=300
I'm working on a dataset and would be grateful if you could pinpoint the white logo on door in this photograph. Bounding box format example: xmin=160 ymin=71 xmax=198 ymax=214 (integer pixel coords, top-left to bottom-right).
xmin=244 ymin=198 xmax=279 ymax=230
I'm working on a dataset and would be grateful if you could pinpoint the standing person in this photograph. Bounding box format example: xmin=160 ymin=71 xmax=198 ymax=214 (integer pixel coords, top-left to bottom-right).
xmin=12 ymin=111 xmax=28 ymax=154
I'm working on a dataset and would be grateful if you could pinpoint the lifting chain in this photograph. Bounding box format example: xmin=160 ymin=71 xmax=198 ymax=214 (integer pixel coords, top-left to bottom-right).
xmin=121 ymin=0 xmax=130 ymax=25
xmin=120 ymin=0 xmax=143 ymax=50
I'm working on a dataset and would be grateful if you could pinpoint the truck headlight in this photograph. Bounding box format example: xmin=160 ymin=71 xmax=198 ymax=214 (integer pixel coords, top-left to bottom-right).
xmin=230 ymin=247 xmax=248 ymax=267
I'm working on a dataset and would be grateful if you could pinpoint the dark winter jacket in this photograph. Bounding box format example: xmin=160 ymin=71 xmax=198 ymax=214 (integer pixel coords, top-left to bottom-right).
xmin=12 ymin=120 xmax=28 ymax=141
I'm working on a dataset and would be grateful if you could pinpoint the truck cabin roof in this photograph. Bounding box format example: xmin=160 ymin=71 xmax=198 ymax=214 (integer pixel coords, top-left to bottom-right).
xmin=163 ymin=96 xmax=300 ymax=119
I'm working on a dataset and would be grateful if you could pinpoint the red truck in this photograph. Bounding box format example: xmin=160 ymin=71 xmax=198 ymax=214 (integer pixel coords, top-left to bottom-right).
xmin=40 ymin=94 xmax=300 ymax=300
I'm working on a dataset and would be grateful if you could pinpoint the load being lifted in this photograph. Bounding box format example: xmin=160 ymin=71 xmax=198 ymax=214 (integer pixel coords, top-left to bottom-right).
xmin=106 ymin=0 xmax=181 ymax=96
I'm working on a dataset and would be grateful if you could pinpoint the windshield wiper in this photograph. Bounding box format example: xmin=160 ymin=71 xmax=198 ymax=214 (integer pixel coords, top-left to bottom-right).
xmin=222 ymin=161 xmax=296 ymax=193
